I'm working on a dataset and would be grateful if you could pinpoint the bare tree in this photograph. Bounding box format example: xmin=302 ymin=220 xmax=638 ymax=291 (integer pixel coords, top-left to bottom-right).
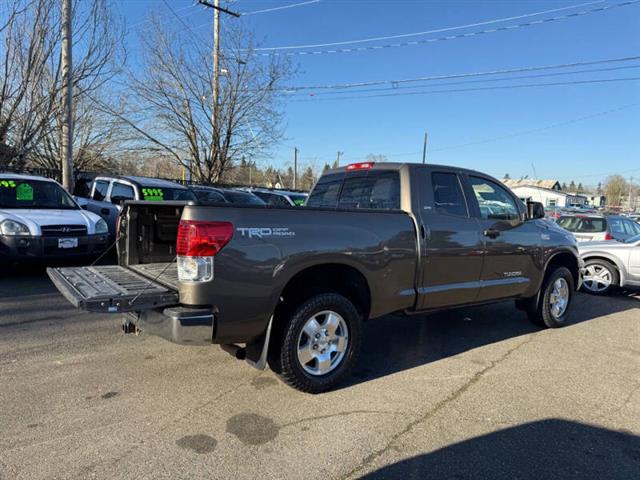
xmin=604 ymin=175 xmax=628 ymax=207
xmin=0 ymin=0 xmax=124 ymax=170
xmin=120 ymin=16 xmax=292 ymax=183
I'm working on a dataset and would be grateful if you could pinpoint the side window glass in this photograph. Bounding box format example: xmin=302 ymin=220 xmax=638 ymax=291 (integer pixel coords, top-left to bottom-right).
xmin=469 ymin=176 xmax=520 ymax=221
xmin=92 ymin=180 xmax=109 ymax=201
xmin=430 ymin=172 xmax=468 ymax=217
xmin=609 ymin=219 xmax=625 ymax=235
xmin=110 ymin=183 xmax=135 ymax=202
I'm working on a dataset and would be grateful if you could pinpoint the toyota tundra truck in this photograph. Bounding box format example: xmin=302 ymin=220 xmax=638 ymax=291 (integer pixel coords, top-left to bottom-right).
xmin=47 ymin=162 xmax=582 ymax=393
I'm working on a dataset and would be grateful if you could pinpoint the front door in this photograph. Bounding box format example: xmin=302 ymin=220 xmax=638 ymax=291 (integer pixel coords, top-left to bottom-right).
xmin=466 ymin=175 xmax=540 ymax=302
xmin=417 ymin=168 xmax=484 ymax=310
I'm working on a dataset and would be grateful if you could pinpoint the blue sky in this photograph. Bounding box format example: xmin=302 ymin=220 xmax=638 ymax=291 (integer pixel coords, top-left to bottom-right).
xmin=118 ymin=0 xmax=640 ymax=184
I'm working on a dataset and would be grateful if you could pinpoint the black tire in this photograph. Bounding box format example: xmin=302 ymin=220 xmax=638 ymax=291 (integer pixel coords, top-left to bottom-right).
xmin=581 ymin=258 xmax=618 ymax=296
xmin=527 ymin=266 xmax=575 ymax=328
xmin=268 ymin=293 xmax=362 ymax=394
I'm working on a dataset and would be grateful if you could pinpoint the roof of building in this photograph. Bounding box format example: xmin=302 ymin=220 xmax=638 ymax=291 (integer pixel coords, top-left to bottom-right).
xmin=508 ymin=184 xmax=587 ymax=198
xmin=503 ymin=178 xmax=561 ymax=190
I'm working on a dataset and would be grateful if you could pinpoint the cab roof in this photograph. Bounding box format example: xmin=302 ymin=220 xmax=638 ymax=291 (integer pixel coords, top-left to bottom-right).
xmin=0 ymin=172 xmax=54 ymax=182
xmin=104 ymin=175 xmax=189 ymax=189
xmin=327 ymin=161 xmax=496 ymax=179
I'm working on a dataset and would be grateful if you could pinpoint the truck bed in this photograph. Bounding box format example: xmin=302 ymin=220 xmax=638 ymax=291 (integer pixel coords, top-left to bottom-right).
xmin=129 ymin=262 xmax=179 ymax=290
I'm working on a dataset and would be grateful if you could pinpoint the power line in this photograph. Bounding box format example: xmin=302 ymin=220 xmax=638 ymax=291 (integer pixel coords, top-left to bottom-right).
xmin=278 ymin=55 xmax=640 ymax=91
xmin=256 ymin=0 xmax=604 ymax=51
xmin=256 ymin=0 xmax=640 ymax=56
xmin=241 ymin=0 xmax=322 ymax=16
xmin=292 ymin=76 xmax=640 ymax=102
xmin=287 ymin=64 xmax=640 ymax=97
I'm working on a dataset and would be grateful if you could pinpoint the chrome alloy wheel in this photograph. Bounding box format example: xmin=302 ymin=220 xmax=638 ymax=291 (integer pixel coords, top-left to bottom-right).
xmin=549 ymin=277 xmax=570 ymax=319
xmin=297 ymin=310 xmax=349 ymax=376
xmin=582 ymin=264 xmax=613 ymax=293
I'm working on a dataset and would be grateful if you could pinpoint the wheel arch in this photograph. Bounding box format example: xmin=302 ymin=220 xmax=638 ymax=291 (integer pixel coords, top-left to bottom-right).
xmin=581 ymin=253 xmax=625 ymax=285
xmin=544 ymin=250 xmax=581 ymax=288
xmin=274 ymin=262 xmax=372 ymax=324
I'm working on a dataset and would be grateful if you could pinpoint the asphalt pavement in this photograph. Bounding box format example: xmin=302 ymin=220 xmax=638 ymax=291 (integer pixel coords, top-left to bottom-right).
xmin=1 ymin=267 xmax=639 ymax=480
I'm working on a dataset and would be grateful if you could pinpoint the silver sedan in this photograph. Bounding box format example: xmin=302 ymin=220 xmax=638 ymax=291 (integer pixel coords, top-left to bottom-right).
xmin=579 ymin=234 xmax=640 ymax=295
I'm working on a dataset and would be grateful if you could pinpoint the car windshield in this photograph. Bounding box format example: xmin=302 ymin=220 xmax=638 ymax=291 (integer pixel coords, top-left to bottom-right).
xmin=624 ymin=234 xmax=640 ymax=244
xmin=222 ymin=190 xmax=265 ymax=205
xmin=0 ymin=178 xmax=78 ymax=210
xmin=140 ymin=186 xmax=197 ymax=202
xmin=557 ymin=216 xmax=606 ymax=233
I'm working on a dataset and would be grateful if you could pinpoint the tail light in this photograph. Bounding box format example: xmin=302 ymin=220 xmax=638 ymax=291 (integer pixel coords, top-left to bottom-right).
xmin=604 ymin=232 xmax=614 ymax=241
xmin=176 ymin=220 xmax=234 ymax=282
xmin=346 ymin=162 xmax=374 ymax=171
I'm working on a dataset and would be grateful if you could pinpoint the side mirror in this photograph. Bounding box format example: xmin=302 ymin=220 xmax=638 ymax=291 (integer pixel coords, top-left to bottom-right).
xmin=527 ymin=201 xmax=545 ymax=220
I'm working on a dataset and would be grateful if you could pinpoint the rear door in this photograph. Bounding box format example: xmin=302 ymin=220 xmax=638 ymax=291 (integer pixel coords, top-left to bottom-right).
xmin=416 ymin=168 xmax=483 ymax=309
xmin=47 ymin=265 xmax=178 ymax=313
xmin=465 ymin=175 xmax=540 ymax=301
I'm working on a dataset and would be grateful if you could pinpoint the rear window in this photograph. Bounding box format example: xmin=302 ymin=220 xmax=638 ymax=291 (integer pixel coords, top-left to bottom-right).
xmin=557 ymin=216 xmax=606 ymax=233
xmin=307 ymin=171 xmax=400 ymax=210
xmin=221 ymin=190 xmax=265 ymax=205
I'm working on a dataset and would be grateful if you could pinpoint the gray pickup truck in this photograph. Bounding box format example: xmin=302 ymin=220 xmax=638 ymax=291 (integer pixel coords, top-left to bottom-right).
xmin=47 ymin=162 xmax=582 ymax=393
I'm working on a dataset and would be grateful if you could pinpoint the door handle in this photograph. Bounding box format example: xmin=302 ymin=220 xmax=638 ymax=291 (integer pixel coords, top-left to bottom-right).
xmin=483 ymin=228 xmax=500 ymax=239
xmin=420 ymin=224 xmax=426 ymax=239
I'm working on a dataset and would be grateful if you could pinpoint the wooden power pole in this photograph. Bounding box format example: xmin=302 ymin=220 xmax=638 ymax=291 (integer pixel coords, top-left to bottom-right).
xmin=198 ymin=0 xmax=239 ymax=170
xmin=293 ymin=147 xmax=298 ymax=189
xmin=422 ymin=132 xmax=428 ymax=164
xmin=60 ymin=0 xmax=74 ymax=191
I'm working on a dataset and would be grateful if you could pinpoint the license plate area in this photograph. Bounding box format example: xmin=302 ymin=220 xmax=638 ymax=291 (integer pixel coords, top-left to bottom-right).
xmin=47 ymin=265 xmax=179 ymax=313
xmin=58 ymin=237 xmax=78 ymax=249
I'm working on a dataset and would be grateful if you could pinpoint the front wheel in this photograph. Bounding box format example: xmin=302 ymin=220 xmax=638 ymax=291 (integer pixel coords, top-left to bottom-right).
xmin=268 ymin=293 xmax=362 ymax=394
xmin=528 ymin=266 xmax=575 ymax=328
xmin=581 ymin=259 xmax=618 ymax=295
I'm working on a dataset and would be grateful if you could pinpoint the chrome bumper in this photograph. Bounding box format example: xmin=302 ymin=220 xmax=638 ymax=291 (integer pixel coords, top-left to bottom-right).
xmin=125 ymin=307 xmax=214 ymax=345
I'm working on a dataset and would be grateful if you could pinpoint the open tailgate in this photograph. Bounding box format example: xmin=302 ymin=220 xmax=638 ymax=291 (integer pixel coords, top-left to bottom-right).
xmin=47 ymin=265 xmax=179 ymax=313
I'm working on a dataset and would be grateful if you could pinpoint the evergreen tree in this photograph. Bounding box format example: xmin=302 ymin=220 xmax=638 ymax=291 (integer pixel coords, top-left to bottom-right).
xmin=569 ymin=181 xmax=576 ymax=191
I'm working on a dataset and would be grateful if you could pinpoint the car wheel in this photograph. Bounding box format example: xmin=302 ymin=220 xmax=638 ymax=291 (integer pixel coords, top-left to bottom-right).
xmin=581 ymin=259 xmax=618 ymax=295
xmin=268 ymin=293 xmax=362 ymax=394
xmin=528 ymin=266 xmax=575 ymax=328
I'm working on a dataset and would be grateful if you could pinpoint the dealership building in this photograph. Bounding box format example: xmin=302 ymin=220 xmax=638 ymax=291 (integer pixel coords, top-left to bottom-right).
xmin=503 ymin=179 xmax=589 ymax=208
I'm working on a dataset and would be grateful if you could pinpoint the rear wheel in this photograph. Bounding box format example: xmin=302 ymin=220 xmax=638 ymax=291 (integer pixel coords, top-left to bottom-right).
xmin=527 ymin=266 xmax=575 ymax=328
xmin=582 ymin=259 xmax=618 ymax=295
xmin=268 ymin=293 xmax=362 ymax=394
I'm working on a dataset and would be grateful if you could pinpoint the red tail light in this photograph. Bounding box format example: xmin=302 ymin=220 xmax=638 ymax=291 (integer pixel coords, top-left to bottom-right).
xmin=346 ymin=162 xmax=374 ymax=171
xmin=177 ymin=220 xmax=234 ymax=257
xmin=604 ymin=232 xmax=614 ymax=241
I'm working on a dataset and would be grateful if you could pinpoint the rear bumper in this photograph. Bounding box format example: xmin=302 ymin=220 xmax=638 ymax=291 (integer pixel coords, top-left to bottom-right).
xmin=0 ymin=233 xmax=109 ymax=261
xmin=127 ymin=306 xmax=215 ymax=345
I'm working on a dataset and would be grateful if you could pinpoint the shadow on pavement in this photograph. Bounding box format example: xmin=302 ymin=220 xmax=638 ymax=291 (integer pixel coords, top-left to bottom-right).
xmin=347 ymin=292 xmax=639 ymax=387
xmin=359 ymin=419 xmax=640 ymax=480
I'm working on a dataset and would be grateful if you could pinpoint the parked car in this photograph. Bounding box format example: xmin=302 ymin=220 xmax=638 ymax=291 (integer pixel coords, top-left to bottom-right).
xmin=557 ymin=214 xmax=640 ymax=242
xmin=77 ymin=175 xmax=197 ymax=239
xmin=190 ymin=185 xmax=266 ymax=206
xmin=250 ymin=188 xmax=308 ymax=207
xmin=579 ymin=234 xmax=640 ymax=294
xmin=47 ymin=162 xmax=582 ymax=393
xmin=0 ymin=174 xmax=109 ymax=262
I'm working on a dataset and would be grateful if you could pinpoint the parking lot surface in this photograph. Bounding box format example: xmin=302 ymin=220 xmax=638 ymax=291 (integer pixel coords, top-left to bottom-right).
xmin=1 ymin=268 xmax=639 ymax=480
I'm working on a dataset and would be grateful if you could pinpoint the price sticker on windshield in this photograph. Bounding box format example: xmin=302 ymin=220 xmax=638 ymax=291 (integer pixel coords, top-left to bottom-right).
xmin=16 ymin=183 xmax=33 ymax=201
xmin=0 ymin=180 xmax=16 ymax=188
xmin=142 ymin=188 xmax=164 ymax=201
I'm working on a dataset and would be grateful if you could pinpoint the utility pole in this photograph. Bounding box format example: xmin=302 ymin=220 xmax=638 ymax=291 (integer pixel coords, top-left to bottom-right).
xmin=422 ymin=132 xmax=428 ymax=164
xmin=198 ymin=1 xmax=240 ymax=169
xmin=336 ymin=151 xmax=343 ymax=166
xmin=60 ymin=0 xmax=74 ymax=192
xmin=629 ymin=176 xmax=635 ymax=211
xmin=293 ymin=147 xmax=298 ymax=189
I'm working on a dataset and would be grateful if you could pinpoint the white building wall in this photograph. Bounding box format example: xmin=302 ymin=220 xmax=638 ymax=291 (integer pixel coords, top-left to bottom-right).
xmin=510 ymin=186 xmax=568 ymax=207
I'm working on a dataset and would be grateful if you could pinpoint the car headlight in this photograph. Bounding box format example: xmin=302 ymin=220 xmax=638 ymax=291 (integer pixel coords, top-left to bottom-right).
xmin=95 ymin=219 xmax=109 ymax=234
xmin=0 ymin=219 xmax=30 ymax=236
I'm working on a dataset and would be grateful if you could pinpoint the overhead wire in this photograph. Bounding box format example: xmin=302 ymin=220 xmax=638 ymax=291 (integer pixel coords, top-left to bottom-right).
xmin=241 ymin=0 xmax=322 ymax=16
xmin=276 ymin=55 xmax=640 ymax=92
xmin=255 ymin=0 xmax=605 ymax=51
xmin=254 ymin=0 xmax=640 ymax=56
xmin=292 ymin=76 xmax=640 ymax=102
